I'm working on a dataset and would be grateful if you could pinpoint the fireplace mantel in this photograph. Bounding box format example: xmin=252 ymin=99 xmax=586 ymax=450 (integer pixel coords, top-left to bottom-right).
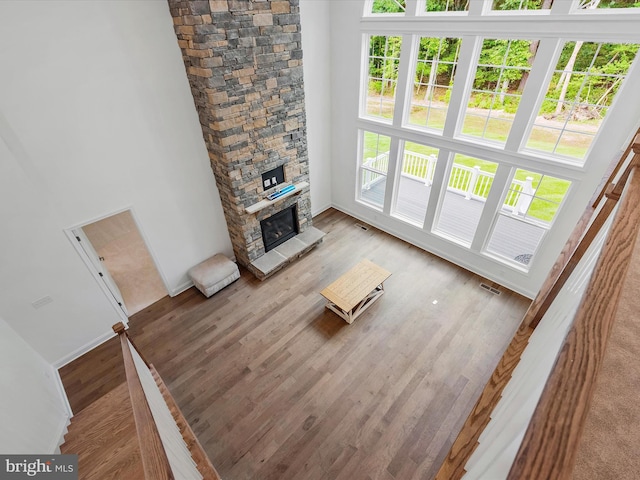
xmin=245 ymin=182 xmax=309 ymax=215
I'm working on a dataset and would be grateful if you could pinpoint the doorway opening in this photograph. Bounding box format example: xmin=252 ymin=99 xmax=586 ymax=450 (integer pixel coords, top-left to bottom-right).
xmin=70 ymin=209 xmax=168 ymax=317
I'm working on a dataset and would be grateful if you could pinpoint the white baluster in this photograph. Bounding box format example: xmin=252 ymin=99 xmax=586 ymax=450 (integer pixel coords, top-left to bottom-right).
xmin=466 ymin=166 xmax=481 ymax=199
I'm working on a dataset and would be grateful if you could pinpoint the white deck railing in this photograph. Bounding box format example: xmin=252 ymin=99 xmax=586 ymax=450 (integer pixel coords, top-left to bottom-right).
xmin=362 ymin=151 xmax=534 ymax=215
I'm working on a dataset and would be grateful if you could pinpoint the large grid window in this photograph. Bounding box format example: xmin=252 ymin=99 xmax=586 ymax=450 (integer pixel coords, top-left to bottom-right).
xmin=462 ymin=39 xmax=536 ymax=144
xmin=434 ymin=154 xmax=499 ymax=246
xmin=408 ymin=37 xmax=462 ymax=132
xmin=526 ymin=41 xmax=639 ymax=161
xmin=486 ymin=169 xmax=571 ymax=267
xmin=393 ymin=141 xmax=440 ymax=226
xmin=364 ymin=35 xmax=403 ymax=121
xmin=357 ymin=5 xmax=640 ymax=275
xmin=359 ymin=131 xmax=391 ymax=208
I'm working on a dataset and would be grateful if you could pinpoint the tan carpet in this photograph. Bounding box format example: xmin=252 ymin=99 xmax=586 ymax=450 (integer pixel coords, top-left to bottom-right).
xmin=572 ymin=234 xmax=640 ymax=480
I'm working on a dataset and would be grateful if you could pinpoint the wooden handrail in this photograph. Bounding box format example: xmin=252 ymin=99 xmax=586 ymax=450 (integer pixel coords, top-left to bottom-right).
xmin=508 ymin=156 xmax=640 ymax=479
xmin=434 ymin=141 xmax=635 ymax=479
xmin=435 ymin=322 xmax=534 ymax=480
xmin=114 ymin=322 xmax=152 ymax=368
xmin=436 ymin=135 xmax=640 ymax=479
xmin=523 ymin=139 xmax=638 ymax=329
xmin=151 ymin=365 xmax=222 ymax=480
xmin=592 ymin=128 xmax=640 ymax=206
xmin=113 ymin=323 xmax=174 ymax=480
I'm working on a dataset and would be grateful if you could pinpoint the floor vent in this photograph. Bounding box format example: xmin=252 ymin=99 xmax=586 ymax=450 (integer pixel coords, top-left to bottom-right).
xmin=354 ymin=223 xmax=369 ymax=231
xmin=480 ymin=283 xmax=501 ymax=295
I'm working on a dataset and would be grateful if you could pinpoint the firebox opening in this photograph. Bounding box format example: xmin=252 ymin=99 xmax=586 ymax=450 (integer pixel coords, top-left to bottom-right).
xmin=261 ymin=205 xmax=299 ymax=252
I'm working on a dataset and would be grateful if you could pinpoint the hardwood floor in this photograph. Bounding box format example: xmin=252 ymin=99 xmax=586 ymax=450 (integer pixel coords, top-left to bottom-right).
xmin=59 ymin=208 xmax=530 ymax=480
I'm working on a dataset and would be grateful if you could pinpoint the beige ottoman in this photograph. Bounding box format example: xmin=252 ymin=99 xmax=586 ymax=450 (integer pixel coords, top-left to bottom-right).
xmin=188 ymin=254 xmax=240 ymax=298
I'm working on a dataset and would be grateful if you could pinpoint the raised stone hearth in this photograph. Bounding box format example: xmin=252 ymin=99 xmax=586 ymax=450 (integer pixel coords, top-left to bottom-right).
xmin=250 ymin=226 xmax=325 ymax=279
xmin=168 ymin=0 xmax=320 ymax=279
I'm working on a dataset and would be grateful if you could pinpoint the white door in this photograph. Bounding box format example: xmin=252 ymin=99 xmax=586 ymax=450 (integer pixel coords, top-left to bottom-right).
xmin=72 ymin=228 xmax=129 ymax=316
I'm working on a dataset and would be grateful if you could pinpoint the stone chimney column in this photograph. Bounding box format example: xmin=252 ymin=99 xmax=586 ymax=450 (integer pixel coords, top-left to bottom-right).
xmin=167 ymin=0 xmax=311 ymax=271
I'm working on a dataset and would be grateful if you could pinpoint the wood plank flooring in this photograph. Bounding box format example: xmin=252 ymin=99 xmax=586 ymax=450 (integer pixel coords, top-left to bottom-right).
xmin=59 ymin=208 xmax=530 ymax=480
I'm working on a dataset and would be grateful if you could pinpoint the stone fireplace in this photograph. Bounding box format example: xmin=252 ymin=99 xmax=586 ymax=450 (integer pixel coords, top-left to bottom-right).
xmin=168 ymin=0 xmax=324 ymax=279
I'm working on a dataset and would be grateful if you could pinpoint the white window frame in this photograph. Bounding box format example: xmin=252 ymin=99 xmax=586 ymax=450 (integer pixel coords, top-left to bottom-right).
xmin=357 ymin=0 xmax=640 ymax=274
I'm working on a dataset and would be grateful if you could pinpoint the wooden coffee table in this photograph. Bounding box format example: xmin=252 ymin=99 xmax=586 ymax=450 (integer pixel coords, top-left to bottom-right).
xmin=320 ymin=259 xmax=391 ymax=324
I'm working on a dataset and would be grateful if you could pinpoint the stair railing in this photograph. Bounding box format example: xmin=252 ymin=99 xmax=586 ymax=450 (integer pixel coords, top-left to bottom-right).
xmin=113 ymin=323 xmax=221 ymax=480
xmin=508 ymin=142 xmax=640 ymax=479
xmin=435 ymin=131 xmax=640 ymax=480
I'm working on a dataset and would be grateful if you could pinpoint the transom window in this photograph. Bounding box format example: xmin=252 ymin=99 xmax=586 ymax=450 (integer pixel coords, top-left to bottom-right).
xmin=577 ymin=0 xmax=640 ymax=9
xmin=492 ymin=0 xmax=553 ymax=11
xmin=371 ymin=0 xmax=406 ymax=14
xmin=424 ymin=0 xmax=469 ymax=12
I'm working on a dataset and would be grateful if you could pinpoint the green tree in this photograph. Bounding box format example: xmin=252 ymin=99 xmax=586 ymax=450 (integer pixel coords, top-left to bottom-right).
xmin=415 ymin=37 xmax=461 ymax=99
xmin=547 ymin=40 xmax=638 ymax=119
xmin=425 ymin=0 xmax=469 ymax=11
xmin=474 ymin=40 xmax=532 ymax=105
xmin=372 ymin=0 xmax=406 ymax=13
xmin=369 ymin=36 xmax=402 ymax=94
xmin=492 ymin=0 xmax=552 ymax=10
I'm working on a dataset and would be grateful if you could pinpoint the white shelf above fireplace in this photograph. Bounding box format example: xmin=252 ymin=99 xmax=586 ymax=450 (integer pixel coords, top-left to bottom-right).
xmin=245 ymin=181 xmax=309 ymax=215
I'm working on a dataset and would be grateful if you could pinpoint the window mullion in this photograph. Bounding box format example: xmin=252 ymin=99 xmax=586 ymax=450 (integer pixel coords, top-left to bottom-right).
xmin=443 ymin=35 xmax=482 ymax=138
xmin=392 ymin=34 xmax=414 ymax=128
xmin=423 ymin=148 xmax=451 ymax=232
xmin=473 ymin=0 xmax=493 ymax=16
xmin=390 ymin=139 xmax=406 ymax=217
xmin=383 ymin=137 xmax=402 ymax=215
xmin=504 ymin=38 xmax=563 ymax=153
xmin=405 ymin=0 xmax=419 ymax=17
xmin=359 ymin=33 xmax=371 ymax=119
xmin=551 ymin=0 xmax=576 ymax=14
xmin=470 ymin=164 xmax=513 ymax=252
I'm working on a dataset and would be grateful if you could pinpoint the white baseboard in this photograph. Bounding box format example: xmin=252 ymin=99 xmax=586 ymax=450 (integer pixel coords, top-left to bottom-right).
xmin=52 ymin=329 xmax=116 ymax=369
xmin=53 ymin=367 xmax=74 ymax=417
xmin=312 ymin=202 xmax=333 ymax=217
xmin=171 ymin=279 xmax=194 ymax=297
xmin=50 ymin=364 xmax=73 ymax=453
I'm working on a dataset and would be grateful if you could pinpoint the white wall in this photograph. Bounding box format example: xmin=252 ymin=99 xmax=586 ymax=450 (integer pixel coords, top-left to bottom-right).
xmin=300 ymin=0 xmax=333 ymax=215
xmin=0 ymin=0 xmax=233 ymax=365
xmin=0 ymin=315 xmax=69 ymax=453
